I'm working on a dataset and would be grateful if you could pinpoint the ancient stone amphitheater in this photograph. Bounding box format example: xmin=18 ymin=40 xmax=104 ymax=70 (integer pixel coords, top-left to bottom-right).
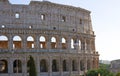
xmin=0 ymin=0 xmax=99 ymax=76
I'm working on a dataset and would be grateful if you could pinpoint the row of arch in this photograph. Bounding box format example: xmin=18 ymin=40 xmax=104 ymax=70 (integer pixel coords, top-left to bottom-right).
xmin=0 ymin=35 xmax=95 ymax=51
xmin=0 ymin=58 xmax=98 ymax=73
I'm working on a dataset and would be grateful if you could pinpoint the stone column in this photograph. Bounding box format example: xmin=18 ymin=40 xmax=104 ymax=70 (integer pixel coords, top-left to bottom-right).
xmin=69 ymin=58 xmax=72 ymax=75
xmin=92 ymin=58 xmax=95 ymax=69
xmin=67 ymin=36 xmax=71 ymax=52
xmin=34 ymin=36 xmax=37 ymax=49
xmin=22 ymin=56 xmax=27 ymax=76
xmin=57 ymin=36 xmax=62 ymax=49
xmin=48 ymin=56 xmax=52 ymax=76
xmin=86 ymin=39 xmax=91 ymax=53
xmin=59 ymin=56 xmax=63 ymax=76
xmin=8 ymin=57 xmax=13 ymax=76
xmin=47 ymin=35 xmax=51 ymax=50
xmin=96 ymin=58 xmax=99 ymax=68
xmin=36 ymin=55 xmax=40 ymax=76
xmin=90 ymin=59 xmax=93 ymax=69
xmin=75 ymin=39 xmax=79 ymax=53
xmin=85 ymin=58 xmax=87 ymax=72
xmin=22 ymin=35 xmax=27 ymax=51
xmin=78 ymin=58 xmax=80 ymax=75
xmin=8 ymin=35 xmax=13 ymax=51
xmin=84 ymin=39 xmax=87 ymax=52
xmin=89 ymin=39 xmax=92 ymax=53
xmin=35 ymin=35 xmax=40 ymax=50
xmin=92 ymin=39 xmax=96 ymax=51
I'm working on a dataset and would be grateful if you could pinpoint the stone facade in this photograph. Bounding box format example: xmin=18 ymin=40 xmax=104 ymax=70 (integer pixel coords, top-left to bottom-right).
xmin=110 ymin=59 xmax=120 ymax=73
xmin=0 ymin=0 xmax=99 ymax=76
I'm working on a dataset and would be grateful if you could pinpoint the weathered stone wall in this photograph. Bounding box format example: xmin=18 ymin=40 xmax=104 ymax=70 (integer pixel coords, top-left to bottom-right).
xmin=0 ymin=0 xmax=99 ymax=76
xmin=110 ymin=60 xmax=120 ymax=73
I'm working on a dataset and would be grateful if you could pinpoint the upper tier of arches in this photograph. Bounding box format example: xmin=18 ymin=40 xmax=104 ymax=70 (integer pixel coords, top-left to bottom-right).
xmin=0 ymin=34 xmax=95 ymax=53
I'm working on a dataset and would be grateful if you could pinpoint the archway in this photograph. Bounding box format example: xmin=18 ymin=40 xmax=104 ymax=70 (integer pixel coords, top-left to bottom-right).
xmin=0 ymin=35 xmax=8 ymax=49
xmin=27 ymin=36 xmax=34 ymax=49
xmin=51 ymin=37 xmax=57 ymax=49
xmin=63 ymin=60 xmax=67 ymax=71
xmin=80 ymin=60 xmax=84 ymax=71
xmin=13 ymin=60 xmax=22 ymax=73
xmin=40 ymin=59 xmax=48 ymax=72
xmin=52 ymin=59 xmax=58 ymax=72
xmin=0 ymin=60 xmax=8 ymax=73
xmin=13 ymin=36 xmax=22 ymax=49
xmin=39 ymin=36 xmax=46 ymax=49
xmin=72 ymin=60 xmax=77 ymax=71
xmin=62 ymin=37 xmax=67 ymax=49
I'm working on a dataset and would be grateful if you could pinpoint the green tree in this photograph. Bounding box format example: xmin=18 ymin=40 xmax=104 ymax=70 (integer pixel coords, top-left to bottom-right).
xmin=99 ymin=63 xmax=110 ymax=70
xmin=28 ymin=55 xmax=37 ymax=76
xmin=97 ymin=68 xmax=114 ymax=76
xmin=86 ymin=68 xmax=114 ymax=76
xmin=86 ymin=69 xmax=98 ymax=76
xmin=116 ymin=72 xmax=120 ymax=76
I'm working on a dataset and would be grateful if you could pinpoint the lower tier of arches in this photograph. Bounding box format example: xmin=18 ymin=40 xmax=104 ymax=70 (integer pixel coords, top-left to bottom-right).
xmin=0 ymin=52 xmax=99 ymax=76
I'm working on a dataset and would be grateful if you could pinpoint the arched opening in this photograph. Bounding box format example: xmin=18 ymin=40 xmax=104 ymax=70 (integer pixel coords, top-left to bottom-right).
xmin=71 ymin=39 xmax=74 ymax=49
xmin=80 ymin=19 xmax=82 ymax=24
xmin=13 ymin=60 xmax=22 ymax=73
xmin=27 ymin=36 xmax=34 ymax=49
xmin=13 ymin=36 xmax=22 ymax=49
xmin=72 ymin=60 xmax=77 ymax=71
xmin=79 ymin=40 xmax=81 ymax=50
xmin=39 ymin=36 xmax=46 ymax=49
xmin=61 ymin=16 xmax=66 ymax=22
xmin=87 ymin=60 xmax=91 ymax=70
xmin=62 ymin=38 xmax=67 ymax=49
xmin=71 ymin=38 xmax=78 ymax=49
xmin=0 ymin=35 xmax=8 ymax=49
xmin=41 ymin=14 xmax=45 ymax=20
xmin=52 ymin=59 xmax=58 ymax=72
xmin=51 ymin=37 xmax=57 ymax=49
xmin=81 ymin=41 xmax=85 ymax=50
xmin=40 ymin=59 xmax=48 ymax=72
xmin=63 ymin=60 xmax=67 ymax=71
xmin=0 ymin=60 xmax=8 ymax=73
xmin=80 ymin=60 xmax=84 ymax=71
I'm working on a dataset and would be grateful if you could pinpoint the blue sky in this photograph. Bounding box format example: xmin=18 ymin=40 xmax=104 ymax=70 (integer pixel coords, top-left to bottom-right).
xmin=9 ymin=0 xmax=120 ymax=61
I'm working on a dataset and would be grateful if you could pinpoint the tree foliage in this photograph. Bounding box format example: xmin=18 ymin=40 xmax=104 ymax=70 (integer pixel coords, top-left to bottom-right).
xmin=28 ymin=55 xmax=37 ymax=76
xmin=86 ymin=68 xmax=114 ymax=76
xmin=86 ymin=69 xmax=98 ymax=76
xmin=97 ymin=68 xmax=114 ymax=76
xmin=86 ymin=65 xmax=114 ymax=76
xmin=99 ymin=63 xmax=110 ymax=69
xmin=116 ymin=72 xmax=120 ymax=76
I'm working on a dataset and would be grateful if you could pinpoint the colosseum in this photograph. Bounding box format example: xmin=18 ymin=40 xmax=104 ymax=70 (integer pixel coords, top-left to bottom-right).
xmin=0 ymin=0 xmax=99 ymax=76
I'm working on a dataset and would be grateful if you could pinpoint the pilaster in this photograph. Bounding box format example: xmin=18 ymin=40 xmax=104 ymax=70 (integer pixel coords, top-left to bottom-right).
xmin=35 ymin=35 xmax=40 ymax=49
xmin=47 ymin=35 xmax=51 ymax=50
xmin=8 ymin=57 xmax=13 ymax=76
xmin=8 ymin=35 xmax=13 ymax=51
xmin=48 ymin=56 xmax=52 ymax=76
xmin=22 ymin=56 xmax=27 ymax=76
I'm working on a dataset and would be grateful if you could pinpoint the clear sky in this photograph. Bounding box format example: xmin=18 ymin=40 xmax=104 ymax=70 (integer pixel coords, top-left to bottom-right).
xmin=9 ymin=0 xmax=120 ymax=61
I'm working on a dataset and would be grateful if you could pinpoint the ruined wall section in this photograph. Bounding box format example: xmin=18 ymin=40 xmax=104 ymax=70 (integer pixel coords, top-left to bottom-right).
xmin=0 ymin=0 xmax=93 ymax=35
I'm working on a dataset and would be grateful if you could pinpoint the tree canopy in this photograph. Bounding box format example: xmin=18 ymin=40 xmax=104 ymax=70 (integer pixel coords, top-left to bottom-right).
xmin=116 ymin=72 xmax=120 ymax=76
xmin=86 ymin=63 xmax=114 ymax=76
xmin=86 ymin=68 xmax=114 ymax=76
